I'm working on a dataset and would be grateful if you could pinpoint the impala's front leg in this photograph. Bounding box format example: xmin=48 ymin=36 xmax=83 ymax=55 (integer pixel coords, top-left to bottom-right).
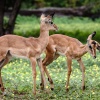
xmin=30 ymin=57 xmax=37 ymax=95
xmin=43 ymin=65 xmax=54 ymax=90
xmin=0 ymin=70 xmax=5 ymax=95
xmin=42 ymin=53 xmax=56 ymax=90
xmin=77 ymin=58 xmax=85 ymax=90
xmin=37 ymin=58 xmax=47 ymax=90
xmin=66 ymin=56 xmax=72 ymax=92
xmin=40 ymin=73 xmax=44 ymax=90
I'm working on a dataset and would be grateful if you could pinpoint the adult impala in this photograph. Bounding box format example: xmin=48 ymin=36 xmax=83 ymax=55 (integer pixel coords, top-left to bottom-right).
xmin=0 ymin=13 xmax=58 ymax=95
xmin=42 ymin=32 xmax=100 ymax=91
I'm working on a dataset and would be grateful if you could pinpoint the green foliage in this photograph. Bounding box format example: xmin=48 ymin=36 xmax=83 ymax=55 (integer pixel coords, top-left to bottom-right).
xmin=24 ymin=0 xmax=100 ymax=13
xmin=1 ymin=52 xmax=100 ymax=99
xmin=3 ymin=17 xmax=9 ymax=29
xmin=14 ymin=15 xmax=100 ymax=42
xmin=14 ymin=15 xmax=40 ymax=37
xmin=83 ymin=0 xmax=100 ymax=13
xmin=5 ymin=0 xmax=100 ymax=13
xmin=44 ymin=0 xmax=67 ymax=7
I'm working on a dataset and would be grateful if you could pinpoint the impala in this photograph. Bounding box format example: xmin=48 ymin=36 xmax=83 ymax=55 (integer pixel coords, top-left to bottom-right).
xmin=42 ymin=32 xmax=100 ymax=91
xmin=0 ymin=13 xmax=58 ymax=95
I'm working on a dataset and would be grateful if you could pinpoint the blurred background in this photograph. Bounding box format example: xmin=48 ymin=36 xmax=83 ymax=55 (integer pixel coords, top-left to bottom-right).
xmin=0 ymin=0 xmax=100 ymax=42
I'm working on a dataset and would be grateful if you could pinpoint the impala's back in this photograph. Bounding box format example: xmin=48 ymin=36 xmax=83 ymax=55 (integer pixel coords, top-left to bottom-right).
xmin=48 ymin=34 xmax=83 ymax=57
xmin=0 ymin=35 xmax=40 ymax=61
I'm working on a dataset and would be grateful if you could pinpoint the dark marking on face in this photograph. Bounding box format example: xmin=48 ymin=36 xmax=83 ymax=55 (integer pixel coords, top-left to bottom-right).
xmin=0 ymin=84 xmax=1 ymax=87
xmin=92 ymin=41 xmax=96 ymax=45
xmin=89 ymin=45 xmax=92 ymax=49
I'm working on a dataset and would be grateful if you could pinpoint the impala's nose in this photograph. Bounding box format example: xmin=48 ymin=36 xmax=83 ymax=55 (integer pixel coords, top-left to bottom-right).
xmin=53 ymin=24 xmax=58 ymax=31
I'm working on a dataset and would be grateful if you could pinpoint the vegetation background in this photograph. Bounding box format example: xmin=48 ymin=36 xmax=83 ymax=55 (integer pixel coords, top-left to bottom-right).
xmin=0 ymin=0 xmax=100 ymax=100
xmin=3 ymin=0 xmax=100 ymax=42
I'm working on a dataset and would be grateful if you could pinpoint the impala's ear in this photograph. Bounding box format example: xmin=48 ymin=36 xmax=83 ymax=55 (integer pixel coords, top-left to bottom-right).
xmin=87 ymin=31 xmax=96 ymax=41
xmin=40 ymin=13 xmax=45 ymax=18
xmin=40 ymin=13 xmax=46 ymax=21
xmin=50 ymin=12 xmax=55 ymax=18
xmin=91 ymin=31 xmax=96 ymax=38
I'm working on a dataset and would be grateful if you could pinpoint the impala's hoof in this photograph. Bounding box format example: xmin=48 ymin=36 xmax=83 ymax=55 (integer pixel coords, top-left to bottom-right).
xmin=40 ymin=83 xmax=44 ymax=90
xmin=48 ymin=78 xmax=50 ymax=81
xmin=82 ymin=86 xmax=85 ymax=90
xmin=41 ymin=86 xmax=44 ymax=90
xmin=3 ymin=91 xmax=7 ymax=96
xmin=51 ymin=88 xmax=54 ymax=91
xmin=33 ymin=92 xmax=36 ymax=95
xmin=40 ymin=83 xmax=42 ymax=86
xmin=66 ymin=88 xmax=69 ymax=92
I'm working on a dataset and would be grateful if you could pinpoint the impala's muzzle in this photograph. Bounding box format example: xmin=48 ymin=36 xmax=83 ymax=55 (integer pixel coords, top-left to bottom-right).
xmin=53 ymin=24 xmax=58 ymax=31
xmin=91 ymin=48 xmax=96 ymax=59
xmin=93 ymin=56 xmax=96 ymax=59
xmin=97 ymin=46 xmax=100 ymax=52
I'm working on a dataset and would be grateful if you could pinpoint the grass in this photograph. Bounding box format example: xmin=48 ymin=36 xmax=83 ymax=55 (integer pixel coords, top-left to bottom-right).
xmin=13 ymin=15 xmax=100 ymax=42
xmin=2 ymin=15 xmax=100 ymax=99
xmin=0 ymin=52 xmax=100 ymax=100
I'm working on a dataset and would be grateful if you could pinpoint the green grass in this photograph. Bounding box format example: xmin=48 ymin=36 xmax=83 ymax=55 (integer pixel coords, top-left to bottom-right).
xmin=1 ymin=15 xmax=100 ymax=99
xmin=14 ymin=15 xmax=100 ymax=42
xmin=0 ymin=52 xmax=100 ymax=100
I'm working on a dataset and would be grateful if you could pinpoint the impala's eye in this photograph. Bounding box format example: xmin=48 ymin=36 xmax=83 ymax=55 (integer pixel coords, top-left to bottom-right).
xmin=92 ymin=41 xmax=96 ymax=45
xmin=89 ymin=45 xmax=92 ymax=49
xmin=50 ymin=21 xmax=53 ymax=24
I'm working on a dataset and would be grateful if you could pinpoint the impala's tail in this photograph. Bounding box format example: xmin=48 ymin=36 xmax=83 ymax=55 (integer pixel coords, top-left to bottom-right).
xmin=0 ymin=50 xmax=12 ymax=68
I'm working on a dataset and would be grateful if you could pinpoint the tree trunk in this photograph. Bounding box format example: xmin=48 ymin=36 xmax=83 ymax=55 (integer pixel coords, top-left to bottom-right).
xmin=0 ymin=0 xmax=5 ymax=36
xmin=5 ymin=0 xmax=22 ymax=34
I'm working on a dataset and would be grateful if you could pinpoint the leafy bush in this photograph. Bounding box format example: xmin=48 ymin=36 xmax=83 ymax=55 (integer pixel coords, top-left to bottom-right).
xmin=14 ymin=15 xmax=40 ymax=37
xmin=14 ymin=15 xmax=100 ymax=42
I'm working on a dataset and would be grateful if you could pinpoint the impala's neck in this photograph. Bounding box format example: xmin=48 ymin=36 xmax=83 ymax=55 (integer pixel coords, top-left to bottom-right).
xmin=38 ymin=24 xmax=49 ymax=51
xmin=79 ymin=44 xmax=88 ymax=56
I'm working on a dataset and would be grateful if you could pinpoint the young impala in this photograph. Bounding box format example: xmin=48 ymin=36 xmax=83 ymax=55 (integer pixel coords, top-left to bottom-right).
xmin=42 ymin=32 xmax=100 ymax=91
xmin=0 ymin=13 xmax=58 ymax=95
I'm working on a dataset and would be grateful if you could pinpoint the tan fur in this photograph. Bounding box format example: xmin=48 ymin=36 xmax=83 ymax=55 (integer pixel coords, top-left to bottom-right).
xmin=42 ymin=32 xmax=99 ymax=91
xmin=0 ymin=14 xmax=58 ymax=95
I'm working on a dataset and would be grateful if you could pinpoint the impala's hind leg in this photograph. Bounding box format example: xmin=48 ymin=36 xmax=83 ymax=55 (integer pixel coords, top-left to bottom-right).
xmin=41 ymin=52 xmax=54 ymax=90
xmin=0 ymin=50 xmax=12 ymax=95
xmin=37 ymin=58 xmax=47 ymax=91
xmin=77 ymin=58 xmax=85 ymax=90
xmin=66 ymin=56 xmax=72 ymax=92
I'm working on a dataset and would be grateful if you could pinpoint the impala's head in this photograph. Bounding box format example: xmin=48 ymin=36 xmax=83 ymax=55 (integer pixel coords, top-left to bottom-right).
xmin=40 ymin=13 xmax=58 ymax=31
xmin=87 ymin=31 xmax=99 ymax=59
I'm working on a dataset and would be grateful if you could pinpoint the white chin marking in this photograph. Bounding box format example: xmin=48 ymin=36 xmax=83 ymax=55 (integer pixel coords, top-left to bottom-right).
xmin=3 ymin=91 xmax=6 ymax=96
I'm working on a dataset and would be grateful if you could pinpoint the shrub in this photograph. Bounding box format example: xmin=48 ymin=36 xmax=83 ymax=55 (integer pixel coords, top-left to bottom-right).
xmin=14 ymin=15 xmax=100 ymax=42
